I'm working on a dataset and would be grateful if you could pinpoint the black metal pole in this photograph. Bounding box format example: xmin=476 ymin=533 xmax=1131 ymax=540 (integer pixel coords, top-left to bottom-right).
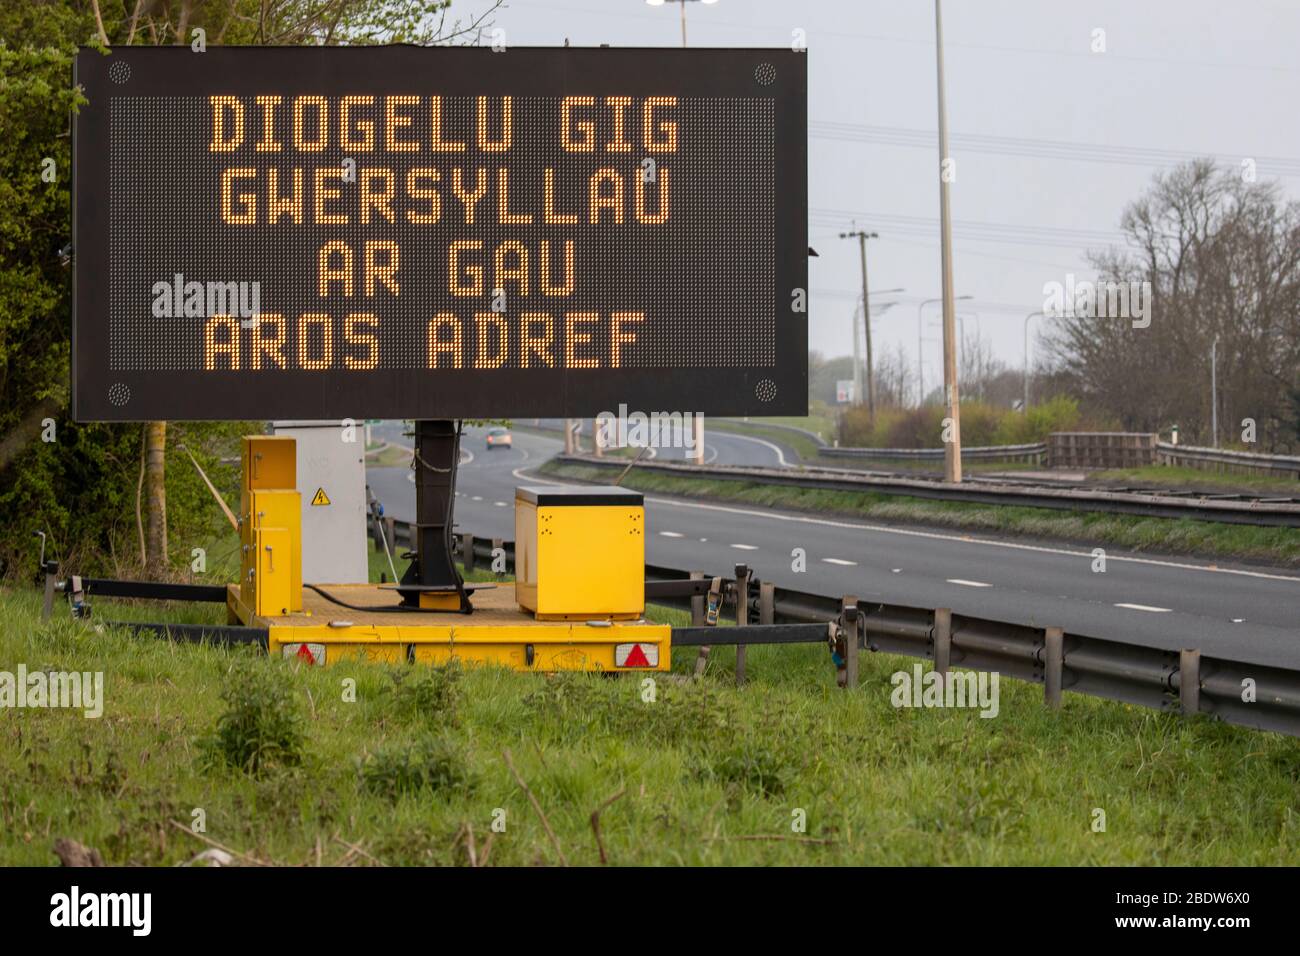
xmin=398 ymin=420 xmax=471 ymax=611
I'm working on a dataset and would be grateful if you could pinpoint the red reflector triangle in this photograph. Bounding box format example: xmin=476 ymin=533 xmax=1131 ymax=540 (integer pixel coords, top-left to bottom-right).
xmin=623 ymin=644 xmax=650 ymax=667
xmin=295 ymin=643 xmax=316 ymax=665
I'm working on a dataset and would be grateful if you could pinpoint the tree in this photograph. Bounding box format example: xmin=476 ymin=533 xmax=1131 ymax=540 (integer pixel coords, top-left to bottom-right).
xmin=0 ymin=0 xmax=503 ymax=576
xmin=1047 ymin=160 xmax=1300 ymax=451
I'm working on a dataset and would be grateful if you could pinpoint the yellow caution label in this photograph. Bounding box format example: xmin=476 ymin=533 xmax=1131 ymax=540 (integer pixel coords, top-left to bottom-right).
xmin=310 ymin=487 xmax=331 ymax=506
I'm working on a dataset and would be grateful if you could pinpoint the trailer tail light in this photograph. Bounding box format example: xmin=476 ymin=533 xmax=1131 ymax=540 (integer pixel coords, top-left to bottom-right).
xmin=285 ymin=642 xmax=325 ymax=665
xmin=614 ymin=643 xmax=658 ymax=668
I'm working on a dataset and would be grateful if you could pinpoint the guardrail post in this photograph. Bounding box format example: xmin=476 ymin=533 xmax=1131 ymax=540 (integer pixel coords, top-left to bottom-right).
xmin=1180 ymin=649 xmax=1201 ymax=717
xmin=690 ymin=572 xmax=711 ymax=677
xmin=933 ymin=608 xmax=952 ymax=681
xmin=841 ymin=596 xmax=859 ymax=689
xmin=759 ymin=581 xmax=774 ymax=626
xmin=689 ymin=571 xmax=705 ymax=626
xmin=734 ymin=564 xmax=750 ymax=686
xmin=384 ymin=516 xmax=396 ymax=552
xmin=461 ymin=532 xmax=474 ymax=572
xmin=1044 ymin=626 xmax=1064 ymax=709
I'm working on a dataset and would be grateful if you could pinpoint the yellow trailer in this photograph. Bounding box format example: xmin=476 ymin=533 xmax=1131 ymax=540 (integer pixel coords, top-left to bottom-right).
xmin=228 ymin=435 xmax=670 ymax=673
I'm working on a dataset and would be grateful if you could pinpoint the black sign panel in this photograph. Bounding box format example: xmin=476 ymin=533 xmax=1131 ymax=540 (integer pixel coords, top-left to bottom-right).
xmin=72 ymin=46 xmax=807 ymax=421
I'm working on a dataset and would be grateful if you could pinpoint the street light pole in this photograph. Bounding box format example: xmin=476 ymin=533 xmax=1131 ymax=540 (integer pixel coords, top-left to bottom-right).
xmin=935 ymin=0 xmax=961 ymax=482
xmin=648 ymin=0 xmax=718 ymax=459
xmin=1023 ymin=311 xmax=1043 ymax=412
xmin=646 ymin=0 xmax=718 ymax=49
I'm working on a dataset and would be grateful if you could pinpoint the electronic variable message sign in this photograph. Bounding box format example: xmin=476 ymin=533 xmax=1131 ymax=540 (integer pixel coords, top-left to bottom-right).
xmin=73 ymin=46 xmax=807 ymax=421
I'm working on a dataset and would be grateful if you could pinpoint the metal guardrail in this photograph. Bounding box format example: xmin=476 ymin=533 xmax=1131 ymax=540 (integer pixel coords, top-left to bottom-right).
xmin=1157 ymin=442 xmax=1300 ymax=478
xmin=549 ymin=454 xmax=1300 ymax=527
xmin=369 ymin=523 xmax=1300 ymax=738
xmin=820 ymin=442 xmax=1045 ymax=463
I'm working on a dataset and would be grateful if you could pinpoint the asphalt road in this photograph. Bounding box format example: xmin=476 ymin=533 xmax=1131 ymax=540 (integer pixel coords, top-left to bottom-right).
xmin=367 ymin=424 xmax=1300 ymax=669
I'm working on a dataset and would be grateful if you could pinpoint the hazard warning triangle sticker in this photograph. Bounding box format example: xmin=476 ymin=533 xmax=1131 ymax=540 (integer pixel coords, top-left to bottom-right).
xmin=310 ymin=487 xmax=331 ymax=506
xmin=623 ymin=644 xmax=651 ymax=668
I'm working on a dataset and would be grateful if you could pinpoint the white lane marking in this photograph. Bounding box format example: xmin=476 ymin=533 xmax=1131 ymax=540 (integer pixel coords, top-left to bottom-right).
xmin=822 ymin=558 xmax=857 ymax=566
xmin=517 ymin=448 xmax=531 ymax=462
xmin=730 ymin=543 xmax=759 ymax=551
xmin=460 ymin=449 xmax=475 ymax=466
xmin=718 ymin=431 xmax=790 ymax=467
xmin=471 ymin=495 xmax=482 ymax=501
xmin=494 ymin=501 xmax=507 ymax=507
xmin=1114 ymin=602 xmax=1172 ymax=613
xmin=660 ymin=531 xmax=685 ymax=538
xmin=632 ymin=494 xmax=1300 ymax=585
xmin=947 ymin=578 xmax=993 ymax=588
xmin=406 ymin=472 xmax=414 ymax=483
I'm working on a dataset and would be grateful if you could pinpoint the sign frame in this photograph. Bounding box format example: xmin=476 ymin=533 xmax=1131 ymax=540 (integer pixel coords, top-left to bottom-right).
xmin=72 ymin=45 xmax=808 ymax=422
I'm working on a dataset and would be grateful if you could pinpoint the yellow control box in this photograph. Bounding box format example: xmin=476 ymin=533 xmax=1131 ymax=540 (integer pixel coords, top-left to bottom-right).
xmin=514 ymin=485 xmax=644 ymax=620
xmin=241 ymin=435 xmax=296 ymax=492
xmin=240 ymin=489 xmax=302 ymax=615
xmin=238 ymin=436 xmax=302 ymax=615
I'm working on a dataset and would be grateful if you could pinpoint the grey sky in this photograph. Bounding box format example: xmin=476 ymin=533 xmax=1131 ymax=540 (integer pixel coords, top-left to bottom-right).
xmin=485 ymin=0 xmax=1300 ymax=381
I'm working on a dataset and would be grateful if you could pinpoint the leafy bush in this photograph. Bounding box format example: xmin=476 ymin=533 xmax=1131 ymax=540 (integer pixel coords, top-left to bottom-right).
xmin=838 ymin=396 xmax=1085 ymax=450
xmin=358 ymin=735 xmax=476 ymax=801
xmin=698 ymin=739 xmax=793 ymax=798
xmin=388 ymin=662 xmax=463 ymax=727
xmin=993 ymin=394 xmax=1081 ymax=444
xmin=200 ymin=658 xmax=306 ymax=775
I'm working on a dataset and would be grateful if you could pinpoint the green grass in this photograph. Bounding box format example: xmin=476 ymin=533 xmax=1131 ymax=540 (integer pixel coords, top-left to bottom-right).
xmin=707 ymin=419 xmax=1043 ymax=475
xmin=708 ymin=418 xmax=827 ymax=461
xmin=2 ymin=583 xmax=1298 ymax=866
xmin=539 ymin=460 xmax=1300 ymax=567
xmin=364 ymin=443 xmax=413 ymax=468
xmin=1092 ymin=465 xmax=1300 ymax=494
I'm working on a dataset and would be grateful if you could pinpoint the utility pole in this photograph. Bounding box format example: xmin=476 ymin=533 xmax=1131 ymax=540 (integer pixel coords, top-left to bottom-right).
xmin=840 ymin=229 xmax=878 ymax=417
xmin=850 ymin=299 xmax=863 ymax=406
xmin=935 ymin=0 xmax=961 ymax=482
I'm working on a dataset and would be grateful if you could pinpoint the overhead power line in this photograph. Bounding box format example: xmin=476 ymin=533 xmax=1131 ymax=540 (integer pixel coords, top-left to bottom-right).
xmin=810 ymin=121 xmax=1300 ymax=178
xmin=811 ymin=208 xmax=1127 ymax=250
